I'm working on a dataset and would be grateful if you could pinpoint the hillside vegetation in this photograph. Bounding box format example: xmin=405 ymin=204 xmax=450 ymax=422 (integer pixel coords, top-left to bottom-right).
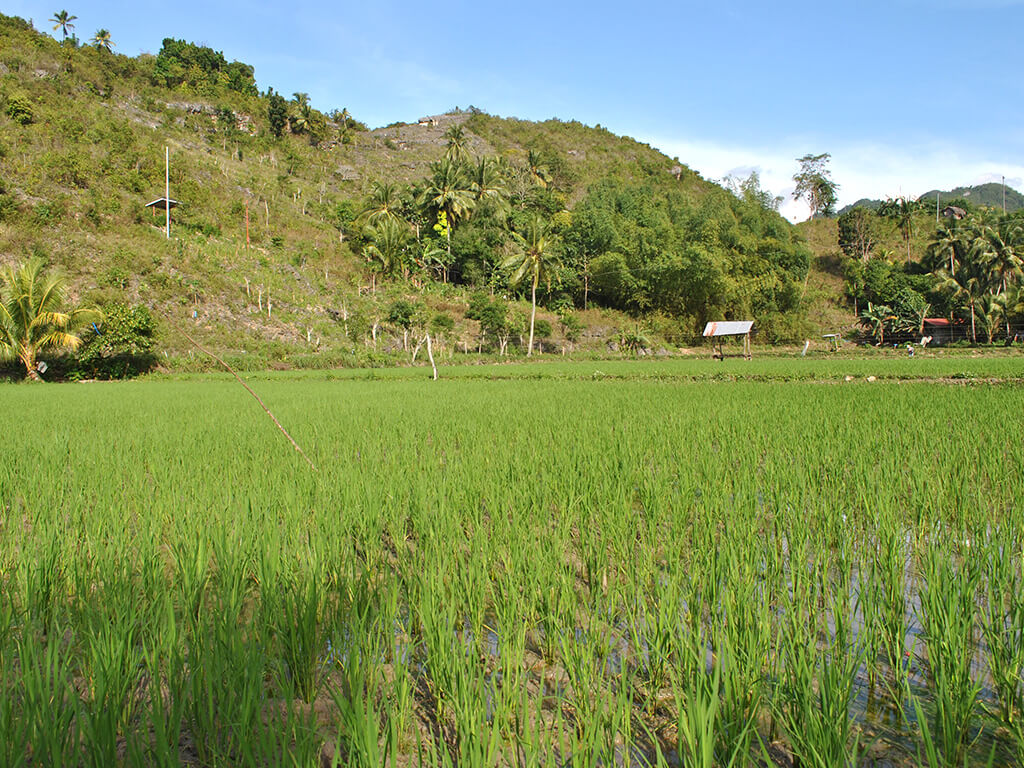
xmin=2 ymin=13 xmax=814 ymax=373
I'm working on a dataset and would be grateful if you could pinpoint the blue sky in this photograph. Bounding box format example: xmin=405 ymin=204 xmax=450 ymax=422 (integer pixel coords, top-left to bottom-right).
xmin=8 ymin=0 xmax=1024 ymax=219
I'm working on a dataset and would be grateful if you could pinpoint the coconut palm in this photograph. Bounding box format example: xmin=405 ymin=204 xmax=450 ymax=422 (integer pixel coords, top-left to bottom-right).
xmin=975 ymin=293 xmax=1005 ymax=344
xmin=50 ymin=10 xmax=76 ymax=40
xmin=878 ymin=196 xmax=920 ymax=263
xmin=362 ymin=181 xmax=404 ymax=225
xmin=926 ymin=222 xmax=968 ymax=277
xmin=91 ymin=28 xmax=114 ymax=51
xmin=502 ymin=216 xmax=560 ymax=356
xmin=982 ymin=217 xmax=1023 ymax=295
xmin=364 ymin=217 xmax=412 ymax=288
xmin=469 ymin=157 xmax=507 ymax=206
xmin=444 ymin=124 xmax=471 ymax=165
xmin=936 ymin=265 xmax=987 ymax=344
xmin=0 ymin=259 xmax=100 ymax=380
xmin=419 ymin=158 xmax=475 ymax=260
xmin=527 ymin=150 xmax=552 ymax=188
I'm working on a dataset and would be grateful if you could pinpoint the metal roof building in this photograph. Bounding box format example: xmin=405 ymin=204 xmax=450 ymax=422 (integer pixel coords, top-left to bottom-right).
xmin=702 ymin=320 xmax=754 ymax=360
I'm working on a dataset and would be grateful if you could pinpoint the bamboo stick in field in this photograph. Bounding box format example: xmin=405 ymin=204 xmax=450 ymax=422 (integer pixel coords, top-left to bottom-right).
xmin=175 ymin=324 xmax=317 ymax=472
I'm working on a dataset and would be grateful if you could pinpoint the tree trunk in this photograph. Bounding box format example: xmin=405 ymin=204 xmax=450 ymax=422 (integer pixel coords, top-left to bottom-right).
xmin=21 ymin=349 xmax=42 ymax=381
xmin=425 ymin=333 xmax=437 ymax=380
xmin=970 ymin=305 xmax=976 ymax=343
xmin=583 ymin=256 xmax=590 ymax=310
xmin=527 ymin=276 xmax=537 ymax=357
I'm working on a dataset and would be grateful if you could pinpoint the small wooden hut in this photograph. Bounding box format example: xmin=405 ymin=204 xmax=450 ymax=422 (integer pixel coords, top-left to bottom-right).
xmin=703 ymin=320 xmax=753 ymax=360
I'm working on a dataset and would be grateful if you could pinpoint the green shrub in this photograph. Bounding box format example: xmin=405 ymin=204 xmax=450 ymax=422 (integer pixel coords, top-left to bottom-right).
xmin=4 ymin=94 xmax=33 ymax=125
xmin=74 ymin=303 xmax=157 ymax=379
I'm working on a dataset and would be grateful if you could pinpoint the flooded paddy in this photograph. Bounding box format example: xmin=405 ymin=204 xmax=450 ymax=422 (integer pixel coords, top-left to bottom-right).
xmin=1 ymin=366 xmax=1022 ymax=765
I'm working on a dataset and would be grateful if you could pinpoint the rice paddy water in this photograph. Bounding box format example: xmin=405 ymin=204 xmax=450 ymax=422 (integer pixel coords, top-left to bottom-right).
xmin=1 ymin=360 xmax=1022 ymax=766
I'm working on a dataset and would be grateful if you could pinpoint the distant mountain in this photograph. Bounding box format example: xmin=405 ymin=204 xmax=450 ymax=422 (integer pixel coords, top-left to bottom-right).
xmin=917 ymin=183 xmax=1024 ymax=213
xmin=838 ymin=182 xmax=1024 ymax=216
xmin=837 ymin=198 xmax=882 ymax=214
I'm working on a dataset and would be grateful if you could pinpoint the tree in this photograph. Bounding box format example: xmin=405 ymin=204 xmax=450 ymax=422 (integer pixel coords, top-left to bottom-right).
xmin=364 ymin=217 xmax=411 ymax=287
xmin=837 ymin=207 xmax=876 ymax=261
xmin=385 ymin=299 xmax=417 ymax=351
xmin=527 ymin=150 xmax=552 ymax=189
xmin=926 ymin=221 xmax=967 ymax=277
xmin=859 ymin=302 xmax=893 ymax=345
xmin=267 ymin=89 xmax=288 ymax=138
xmin=468 ymin=157 xmax=507 ymax=206
xmin=444 ymin=124 xmax=471 ymax=165
xmin=91 ymin=29 xmax=114 ymax=51
xmin=75 ymin=303 xmax=156 ymax=378
xmin=419 ymin=158 xmax=475 ymax=262
xmin=935 ymin=266 xmax=986 ymax=343
xmin=362 ymin=181 xmax=404 ymax=225
xmin=50 ymin=10 xmax=76 ymax=40
xmin=0 ymin=260 xmax=100 ymax=380
xmin=877 ymin=197 xmax=921 ymax=263
xmin=792 ymin=153 xmax=838 ymax=219
xmin=503 ymin=216 xmax=560 ymax=356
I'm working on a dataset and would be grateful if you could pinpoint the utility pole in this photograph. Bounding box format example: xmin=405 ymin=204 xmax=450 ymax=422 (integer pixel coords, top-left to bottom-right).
xmin=1003 ymin=175 xmax=1006 ymax=214
xmin=165 ymin=146 xmax=170 ymax=239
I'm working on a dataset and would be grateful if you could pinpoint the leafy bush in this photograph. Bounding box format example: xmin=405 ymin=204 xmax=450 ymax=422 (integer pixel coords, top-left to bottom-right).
xmin=4 ymin=94 xmax=33 ymax=125
xmin=74 ymin=303 xmax=157 ymax=379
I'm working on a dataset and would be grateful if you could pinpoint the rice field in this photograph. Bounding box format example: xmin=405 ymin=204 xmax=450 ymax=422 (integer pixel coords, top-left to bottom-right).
xmin=2 ymin=360 xmax=1023 ymax=766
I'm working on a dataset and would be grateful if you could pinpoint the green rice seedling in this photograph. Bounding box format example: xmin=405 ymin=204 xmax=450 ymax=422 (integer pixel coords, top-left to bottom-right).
xmin=271 ymin=574 xmax=327 ymax=703
xmin=170 ymin=534 xmax=210 ymax=632
xmin=917 ymin=540 xmax=984 ymax=766
xmin=908 ymin=676 xmax=998 ymax=768
xmin=137 ymin=597 xmax=188 ymax=768
xmin=776 ymin=602 xmax=864 ymax=767
xmin=22 ymin=534 xmax=65 ymax=638
xmin=0 ymin=591 xmax=27 ymax=768
xmin=18 ymin=633 xmax=79 ymax=766
xmin=186 ymin=607 xmax=272 ymax=765
xmin=78 ymin=608 xmax=143 ymax=768
xmin=979 ymin=529 xmax=1024 ymax=731
xmin=670 ymin=650 xmax=749 ymax=768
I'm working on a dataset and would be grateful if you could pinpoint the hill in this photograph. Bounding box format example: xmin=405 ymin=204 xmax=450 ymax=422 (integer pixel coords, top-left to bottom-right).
xmin=839 ymin=182 xmax=1024 ymax=215
xmin=0 ymin=14 xmax=813 ymax=373
xmin=917 ymin=182 xmax=1024 ymax=213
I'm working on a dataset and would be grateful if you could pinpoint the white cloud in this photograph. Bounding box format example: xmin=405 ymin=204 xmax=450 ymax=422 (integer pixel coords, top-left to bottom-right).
xmin=644 ymin=135 xmax=1024 ymax=222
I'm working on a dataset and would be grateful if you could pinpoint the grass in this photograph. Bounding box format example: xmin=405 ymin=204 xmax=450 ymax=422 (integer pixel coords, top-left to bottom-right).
xmin=1 ymin=362 xmax=1023 ymax=765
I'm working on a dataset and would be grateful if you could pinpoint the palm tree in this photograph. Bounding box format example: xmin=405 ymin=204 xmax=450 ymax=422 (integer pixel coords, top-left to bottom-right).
xmin=469 ymin=157 xmax=507 ymax=206
xmin=364 ymin=217 xmax=411 ymax=288
xmin=926 ymin=222 xmax=968 ymax=277
xmin=527 ymin=150 xmax=552 ymax=188
xmin=0 ymin=260 xmax=100 ymax=380
xmin=982 ymin=217 xmax=1023 ymax=296
xmin=419 ymin=158 xmax=475 ymax=260
xmin=362 ymin=181 xmax=404 ymax=224
xmin=503 ymin=216 xmax=560 ymax=356
xmin=936 ymin=266 xmax=986 ymax=343
xmin=975 ymin=293 xmax=1005 ymax=344
xmin=50 ymin=10 xmax=76 ymax=40
xmin=879 ymin=196 xmax=919 ymax=263
xmin=91 ymin=29 xmax=114 ymax=51
xmin=444 ymin=124 xmax=471 ymax=165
